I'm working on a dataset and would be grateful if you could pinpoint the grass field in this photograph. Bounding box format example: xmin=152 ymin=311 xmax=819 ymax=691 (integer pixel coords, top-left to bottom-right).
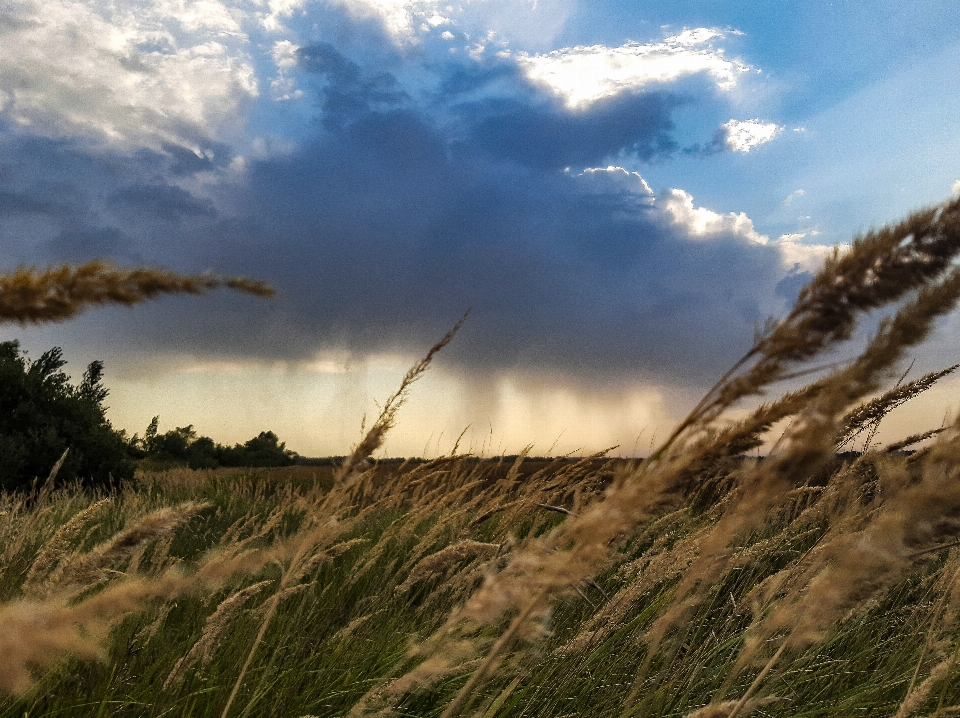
xmin=5 ymin=201 xmax=960 ymax=717
xmin=1 ymin=449 xmax=960 ymax=718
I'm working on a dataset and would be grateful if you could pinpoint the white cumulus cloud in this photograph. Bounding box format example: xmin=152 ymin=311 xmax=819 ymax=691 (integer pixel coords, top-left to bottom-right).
xmin=271 ymin=39 xmax=300 ymax=71
xmin=510 ymin=29 xmax=752 ymax=108
xmin=658 ymin=187 xmax=834 ymax=272
xmin=259 ymin=0 xmax=307 ymax=32
xmin=775 ymin=233 xmax=834 ymax=271
xmin=0 ymin=0 xmax=259 ymax=148
xmin=578 ymin=172 xmax=828 ymax=270
xmin=658 ymin=188 xmax=767 ymax=244
xmin=722 ymin=118 xmax=783 ymax=152
xmin=269 ymin=38 xmax=304 ymax=100
xmin=581 ymin=179 xmax=836 ymax=276
xmin=324 ymin=0 xmax=445 ymax=41
xmin=577 ymin=166 xmax=655 ymax=205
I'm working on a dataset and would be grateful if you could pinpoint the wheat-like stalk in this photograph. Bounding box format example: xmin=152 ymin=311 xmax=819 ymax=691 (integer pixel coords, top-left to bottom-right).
xmin=42 ymin=502 xmax=210 ymax=596
xmin=336 ymin=309 xmax=470 ymax=481
xmin=164 ymin=579 xmax=275 ymax=689
xmin=219 ymin=311 xmax=469 ymax=718
xmin=22 ymin=498 xmax=113 ymax=594
xmin=836 ymin=364 xmax=959 ymax=449
xmin=0 ymin=260 xmax=273 ymax=325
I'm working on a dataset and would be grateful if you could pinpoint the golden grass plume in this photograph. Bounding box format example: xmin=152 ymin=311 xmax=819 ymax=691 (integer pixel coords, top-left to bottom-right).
xmin=0 ymin=260 xmax=273 ymax=325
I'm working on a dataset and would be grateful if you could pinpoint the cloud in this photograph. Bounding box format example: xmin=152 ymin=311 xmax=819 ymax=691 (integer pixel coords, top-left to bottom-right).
xmin=720 ymin=119 xmax=783 ymax=152
xmin=0 ymin=0 xmax=258 ymax=149
xmin=322 ymin=0 xmax=573 ymax=48
xmin=576 ymin=166 xmax=655 ymax=214
xmin=781 ymin=188 xmax=806 ymax=206
xmin=118 ymin=82 xmax=789 ymax=384
xmin=0 ymin=19 xmax=809 ymax=393
xmin=107 ymin=184 xmax=216 ymax=222
xmin=295 ymin=43 xmax=409 ymax=129
xmin=269 ymin=39 xmax=306 ymax=100
xmin=259 ymin=0 xmax=308 ymax=33
xmin=775 ymin=265 xmax=813 ymax=305
xmin=323 ymin=0 xmax=432 ymax=40
xmin=0 ymin=132 xmax=221 ymax=266
xmin=773 ymin=232 xmax=834 ymax=272
xmin=47 ymin=226 xmax=127 ymax=262
xmin=511 ymin=30 xmax=751 ymax=108
xmin=658 ymin=188 xmax=768 ymax=245
xmin=456 ymin=90 xmax=682 ymax=170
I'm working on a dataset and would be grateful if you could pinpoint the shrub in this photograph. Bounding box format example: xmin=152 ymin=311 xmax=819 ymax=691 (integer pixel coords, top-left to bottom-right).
xmin=0 ymin=340 xmax=135 ymax=490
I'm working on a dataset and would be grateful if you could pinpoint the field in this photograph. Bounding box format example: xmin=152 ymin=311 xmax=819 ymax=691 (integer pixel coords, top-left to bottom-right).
xmin=4 ymin=201 xmax=960 ymax=717
xmin=1 ymin=449 xmax=960 ymax=718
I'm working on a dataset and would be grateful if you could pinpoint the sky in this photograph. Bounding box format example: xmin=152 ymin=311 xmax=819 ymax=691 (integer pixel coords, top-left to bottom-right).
xmin=3 ymin=0 xmax=960 ymax=457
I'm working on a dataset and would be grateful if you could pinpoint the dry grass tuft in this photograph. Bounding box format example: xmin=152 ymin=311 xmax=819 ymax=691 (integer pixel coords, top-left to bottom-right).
xmin=164 ymin=579 xmax=275 ymax=689
xmin=22 ymin=498 xmax=113 ymax=594
xmin=42 ymin=502 xmax=211 ymax=596
xmin=0 ymin=260 xmax=274 ymax=325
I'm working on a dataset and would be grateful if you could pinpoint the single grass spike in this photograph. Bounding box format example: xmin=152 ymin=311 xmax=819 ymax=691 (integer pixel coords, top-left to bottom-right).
xmin=221 ymin=313 xmax=469 ymax=718
xmin=336 ymin=308 xmax=470 ymax=480
xmin=535 ymin=503 xmax=572 ymax=515
xmin=836 ymin=364 xmax=960 ymax=449
xmin=164 ymin=579 xmax=274 ymax=689
xmin=0 ymin=260 xmax=275 ymax=325
xmin=22 ymin=498 xmax=113 ymax=593
xmin=886 ymin=427 xmax=947 ymax=453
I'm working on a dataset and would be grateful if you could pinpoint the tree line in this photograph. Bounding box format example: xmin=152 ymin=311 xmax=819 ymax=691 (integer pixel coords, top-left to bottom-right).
xmin=137 ymin=419 xmax=296 ymax=470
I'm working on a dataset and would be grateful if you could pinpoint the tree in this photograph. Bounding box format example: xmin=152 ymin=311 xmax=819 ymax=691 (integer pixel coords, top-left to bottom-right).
xmin=235 ymin=431 xmax=296 ymax=467
xmin=0 ymin=259 xmax=273 ymax=491
xmin=0 ymin=340 xmax=135 ymax=490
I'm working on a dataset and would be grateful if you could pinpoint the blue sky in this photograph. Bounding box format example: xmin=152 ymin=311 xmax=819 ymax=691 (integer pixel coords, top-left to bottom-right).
xmin=2 ymin=0 xmax=960 ymax=456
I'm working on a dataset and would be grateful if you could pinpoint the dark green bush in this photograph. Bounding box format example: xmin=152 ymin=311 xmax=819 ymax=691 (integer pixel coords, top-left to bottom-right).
xmin=0 ymin=340 xmax=135 ymax=490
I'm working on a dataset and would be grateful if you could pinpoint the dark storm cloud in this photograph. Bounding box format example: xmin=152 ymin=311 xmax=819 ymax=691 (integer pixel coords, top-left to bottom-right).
xmin=107 ymin=184 xmax=216 ymax=222
xmin=0 ymin=190 xmax=54 ymax=216
xmin=47 ymin=226 xmax=126 ymax=262
xmin=296 ymin=42 xmax=409 ymax=130
xmin=0 ymin=132 xmax=218 ymax=266
xmin=121 ymin=141 xmax=234 ymax=179
xmin=0 ymin=42 xmax=792 ymax=386
xmin=158 ymin=46 xmax=785 ymax=382
xmin=456 ymin=92 xmax=681 ymax=170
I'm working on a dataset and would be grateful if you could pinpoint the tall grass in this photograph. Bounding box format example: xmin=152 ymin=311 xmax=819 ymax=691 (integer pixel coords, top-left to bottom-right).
xmin=4 ymin=199 xmax=960 ymax=716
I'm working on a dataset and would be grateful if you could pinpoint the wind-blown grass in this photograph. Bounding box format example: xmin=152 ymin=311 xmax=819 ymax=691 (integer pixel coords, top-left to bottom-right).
xmin=0 ymin=260 xmax=274 ymax=325
xmin=4 ymin=199 xmax=960 ymax=716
